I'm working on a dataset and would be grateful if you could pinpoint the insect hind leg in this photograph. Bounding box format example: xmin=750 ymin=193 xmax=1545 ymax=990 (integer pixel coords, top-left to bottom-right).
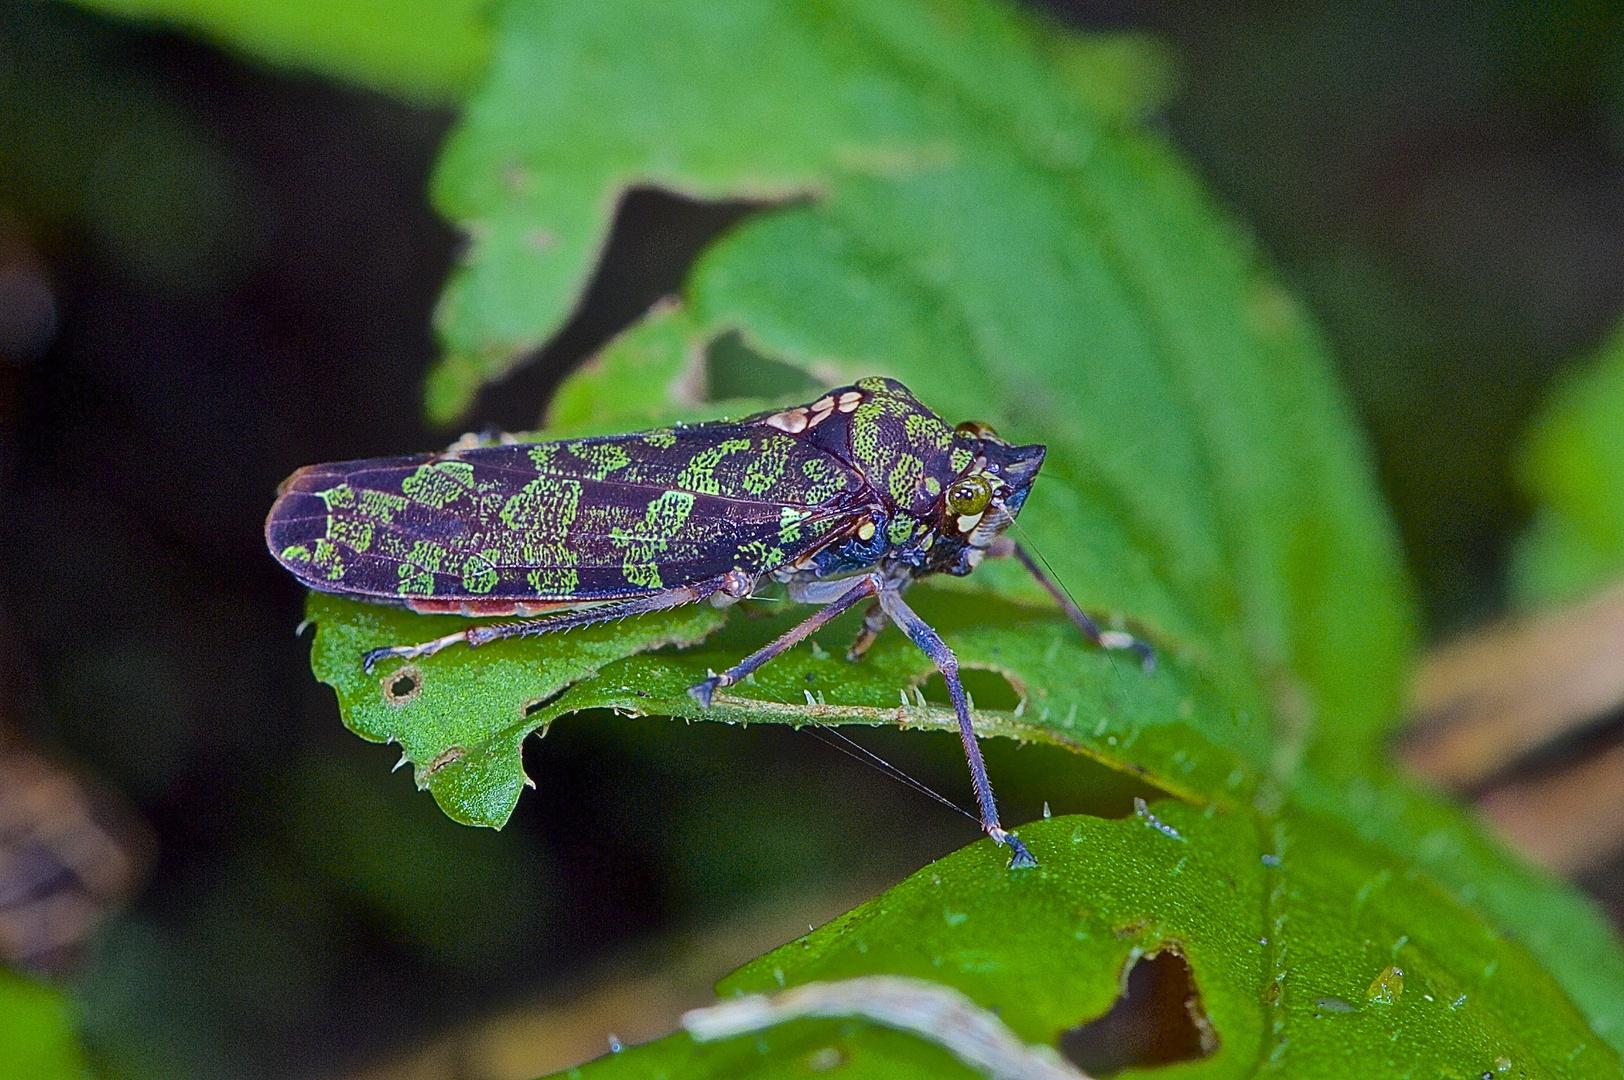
xmin=362 ymin=580 xmax=723 ymax=674
xmin=362 ymin=628 xmax=476 ymax=672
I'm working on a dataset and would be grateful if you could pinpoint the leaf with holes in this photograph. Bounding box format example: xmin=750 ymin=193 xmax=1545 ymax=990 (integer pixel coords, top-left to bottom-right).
xmin=290 ymin=0 xmax=1624 ymax=1055
xmin=303 ymin=309 xmax=1624 ymax=1054
xmin=548 ymin=811 xmax=1617 ymax=1079
xmin=1512 ymin=323 xmax=1624 ymax=609
xmin=429 ymin=0 xmax=1413 ymax=778
xmin=304 ymin=306 xmax=1251 ymax=827
xmin=308 ymin=590 xmax=725 ymax=828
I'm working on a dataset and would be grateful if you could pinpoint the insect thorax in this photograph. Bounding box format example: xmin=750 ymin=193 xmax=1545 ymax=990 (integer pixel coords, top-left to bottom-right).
xmin=763 ymin=378 xmax=1045 ymax=586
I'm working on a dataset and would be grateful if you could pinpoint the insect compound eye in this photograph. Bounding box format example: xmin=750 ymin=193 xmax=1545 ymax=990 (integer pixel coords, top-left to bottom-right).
xmin=954 ymin=420 xmax=1004 ymax=443
xmin=946 ymin=475 xmax=993 ymax=516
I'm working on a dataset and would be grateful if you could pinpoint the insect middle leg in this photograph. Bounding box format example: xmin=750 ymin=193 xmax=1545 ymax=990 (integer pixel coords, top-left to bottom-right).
xmin=687 ymin=573 xmax=883 ymax=707
xmin=874 ymin=584 xmax=1036 ymax=869
xmin=687 ymin=573 xmax=1035 ymax=868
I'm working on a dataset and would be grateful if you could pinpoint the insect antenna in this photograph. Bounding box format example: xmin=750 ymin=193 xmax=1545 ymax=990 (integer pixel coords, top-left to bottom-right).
xmin=798 ymin=723 xmax=979 ymax=825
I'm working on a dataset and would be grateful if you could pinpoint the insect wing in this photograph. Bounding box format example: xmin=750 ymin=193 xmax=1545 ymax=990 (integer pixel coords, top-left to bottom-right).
xmin=266 ymin=424 xmax=865 ymax=605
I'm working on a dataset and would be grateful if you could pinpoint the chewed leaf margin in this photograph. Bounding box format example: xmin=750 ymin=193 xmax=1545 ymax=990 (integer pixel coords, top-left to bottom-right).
xmin=307 ymin=579 xmax=1248 ymax=831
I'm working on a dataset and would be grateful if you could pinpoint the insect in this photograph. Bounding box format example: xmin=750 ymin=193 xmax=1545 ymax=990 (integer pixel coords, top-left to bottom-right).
xmin=266 ymin=377 xmax=1152 ymax=868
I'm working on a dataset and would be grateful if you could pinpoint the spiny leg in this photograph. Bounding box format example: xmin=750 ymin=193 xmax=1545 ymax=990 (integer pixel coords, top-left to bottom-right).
xmin=875 ymin=584 xmax=1036 ymax=869
xmin=688 ymin=573 xmax=881 ymax=707
xmin=362 ymin=579 xmax=723 ymax=673
xmin=993 ymin=539 xmax=1156 ymax=670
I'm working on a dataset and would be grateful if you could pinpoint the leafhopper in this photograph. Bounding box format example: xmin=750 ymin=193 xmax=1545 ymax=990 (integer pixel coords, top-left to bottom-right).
xmin=268 ymin=377 xmax=1151 ymax=867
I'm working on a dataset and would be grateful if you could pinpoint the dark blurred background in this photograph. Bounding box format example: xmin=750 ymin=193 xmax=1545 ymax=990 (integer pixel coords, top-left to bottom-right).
xmin=2 ymin=1 xmax=1623 ymax=1077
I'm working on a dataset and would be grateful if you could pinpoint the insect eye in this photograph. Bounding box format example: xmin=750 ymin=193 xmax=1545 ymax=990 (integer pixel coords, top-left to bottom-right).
xmin=955 ymin=420 xmax=1003 ymax=443
xmin=946 ymin=475 xmax=993 ymax=516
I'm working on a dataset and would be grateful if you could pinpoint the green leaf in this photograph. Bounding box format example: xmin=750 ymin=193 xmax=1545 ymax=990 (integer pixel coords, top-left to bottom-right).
xmin=427 ymin=0 xmax=1415 ymax=779
xmin=308 ymin=539 xmax=1243 ymax=829
xmin=0 ymin=969 xmax=90 ymax=1080
xmin=1511 ymin=323 xmax=1624 ymax=608
xmin=311 ymin=303 xmax=1246 ymax=828
xmin=62 ymin=0 xmax=490 ymax=102
xmin=309 ymin=352 xmax=1624 ymax=1050
xmin=308 ymin=589 xmax=725 ymax=828
xmin=555 ymin=812 xmax=1616 ymax=1079
xmin=1291 ymin=769 xmax=1624 ymax=1052
xmin=0 ymin=4 xmax=248 ymax=289
xmin=293 ymin=0 xmax=1624 ymax=1057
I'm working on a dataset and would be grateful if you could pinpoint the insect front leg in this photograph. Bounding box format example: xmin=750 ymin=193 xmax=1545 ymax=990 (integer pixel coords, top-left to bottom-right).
xmin=688 ymin=573 xmax=883 ymax=708
xmin=990 ymin=538 xmax=1156 ymax=671
xmin=875 ymin=584 xmax=1036 ymax=870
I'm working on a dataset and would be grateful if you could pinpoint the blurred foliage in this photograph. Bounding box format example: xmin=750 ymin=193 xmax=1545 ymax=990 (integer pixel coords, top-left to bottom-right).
xmin=0 ymin=1 xmax=247 ymax=289
xmin=68 ymin=742 xmax=560 ymax=1080
xmin=1155 ymin=0 xmax=1624 ymax=632
xmin=62 ymin=0 xmax=490 ymax=102
xmin=0 ymin=969 xmax=90 ymax=1080
xmin=1512 ymin=323 xmax=1624 ymax=608
xmin=284 ymin=749 xmax=554 ymax=971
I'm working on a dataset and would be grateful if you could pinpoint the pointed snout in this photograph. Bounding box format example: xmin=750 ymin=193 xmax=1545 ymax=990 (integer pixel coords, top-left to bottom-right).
xmin=991 ymin=442 xmax=1045 ymax=493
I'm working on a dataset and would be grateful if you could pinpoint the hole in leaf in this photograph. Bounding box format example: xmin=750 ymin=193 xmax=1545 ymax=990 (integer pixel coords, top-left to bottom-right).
xmin=380 ymin=666 xmax=423 ymax=707
xmin=471 ymin=187 xmax=770 ymax=432
xmin=916 ymin=668 xmax=1024 ymax=712
xmin=423 ymin=745 xmax=466 ymax=777
xmin=704 ymin=331 xmax=823 ymax=402
xmin=523 ymin=685 xmax=570 ymax=717
xmin=1059 ymin=948 xmax=1218 ymax=1076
